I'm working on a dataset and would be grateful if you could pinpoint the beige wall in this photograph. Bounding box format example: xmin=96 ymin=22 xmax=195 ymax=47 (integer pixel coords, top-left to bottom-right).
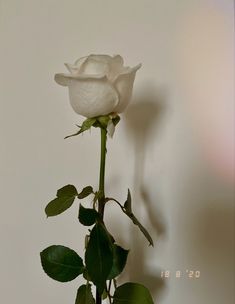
xmin=0 ymin=0 xmax=234 ymax=303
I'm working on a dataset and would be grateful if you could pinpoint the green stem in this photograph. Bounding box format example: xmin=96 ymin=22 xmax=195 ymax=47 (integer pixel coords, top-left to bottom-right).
xmin=98 ymin=127 xmax=107 ymax=218
xmin=96 ymin=127 xmax=107 ymax=304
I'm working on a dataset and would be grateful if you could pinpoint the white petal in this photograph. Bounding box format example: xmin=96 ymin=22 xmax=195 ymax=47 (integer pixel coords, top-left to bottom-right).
xmin=54 ymin=73 xmax=70 ymax=86
xmin=67 ymin=77 xmax=119 ymax=118
xmin=54 ymin=73 xmax=106 ymax=86
xmin=64 ymin=57 xmax=89 ymax=75
xmin=112 ymin=55 xmax=124 ymax=66
xmin=85 ymin=54 xmax=113 ymax=64
xmin=75 ymin=55 xmax=125 ymax=81
xmin=65 ymin=63 xmax=79 ymax=75
xmin=79 ymin=54 xmax=113 ymax=76
xmin=108 ymin=55 xmax=125 ymax=81
xmin=113 ymin=64 xmax=141 ymax=113
xmin=74 ymin=56 xmax=88 ymax=69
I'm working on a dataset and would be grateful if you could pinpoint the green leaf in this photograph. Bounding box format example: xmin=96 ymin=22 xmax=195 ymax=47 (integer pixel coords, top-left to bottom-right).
xmin=45 ymin=185 xmax=78 ymax=217
xmin=85 ymin=223 xmax=113 ymax=294
xmin=77 ymin=186 xmax=94 ymax=199
xmin=113 ymin=283 xmax=154 ymax=304
xmin=108 ymin=245 xmax=129 ymax=280
xmin=124 ymin=190 xmax=154 ymax=247
xmin=79 ymin=204 xmax=99 ymax=226
xmin=65 ymin=118 xmax=97 ymax=139
xmin=57 ymin=184 xmax=78 ymax=198
xmin=40 ymin=245 xmax=84 ymax=282
xmin=45 ymin=197 xmax=75 ymax=217
xmin=75 ymin=284 xmax=95 ymax=304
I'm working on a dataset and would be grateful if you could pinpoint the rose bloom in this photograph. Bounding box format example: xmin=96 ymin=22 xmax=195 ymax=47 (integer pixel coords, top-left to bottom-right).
xmin=55 ymin=54 xmax=141 ymax=118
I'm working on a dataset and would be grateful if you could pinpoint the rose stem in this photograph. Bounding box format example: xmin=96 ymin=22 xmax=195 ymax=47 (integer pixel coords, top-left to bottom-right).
xmin=96 ymin=126 xmax=107 ymax=304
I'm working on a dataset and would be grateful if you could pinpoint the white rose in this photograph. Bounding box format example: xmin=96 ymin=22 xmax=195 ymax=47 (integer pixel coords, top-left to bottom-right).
xmin=55 ymin=54 xmax=141 ymax=118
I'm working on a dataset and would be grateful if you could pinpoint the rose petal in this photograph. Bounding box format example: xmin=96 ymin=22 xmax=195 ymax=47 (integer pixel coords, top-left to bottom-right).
xmin=54 ymin=73 xmax=106 ymax=86
xmin=113 ymin=64 xmax=141 ymax=113
xmin=74 ymin=56 xmax=88 ymax=68
xmin=112 ymin=55 xmax=124 ymax=66
xmin=54 ymin=73 xmax=70 ymax=86
xmin=64 ymin=63 xmax=79 ymax=75
xmin=108 ymin=55 xmax=125 ymax=81
xmin=67 ymin=77 xmax=119 ymax=118
xmin=74 ymin=55 xmax=125 ymax=81
xmin=79 ymin=54 xmax=113 ymax=76
xmin=54 ymin=55 xmax=141 ymax=118
xmin=63 ymin=56 xmax=89 ymax=75
xmin=63 ymin=56 xmax=88 ymax=75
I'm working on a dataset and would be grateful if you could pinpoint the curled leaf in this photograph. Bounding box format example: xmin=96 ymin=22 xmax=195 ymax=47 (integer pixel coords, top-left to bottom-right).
xmin=124 ymin=189 xmax=132 ymax=214
xmin=111 ymin=190 xmax=154 ymax=246
xmin=124 ymin=190 xmax=154 ymax=246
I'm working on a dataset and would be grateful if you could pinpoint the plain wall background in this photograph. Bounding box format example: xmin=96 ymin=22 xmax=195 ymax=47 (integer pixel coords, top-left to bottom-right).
xmin=0 ymin=0 xmax=234 ymax=303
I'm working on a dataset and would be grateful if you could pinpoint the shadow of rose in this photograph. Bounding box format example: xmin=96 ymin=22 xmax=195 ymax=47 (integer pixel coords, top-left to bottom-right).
xmin=122 ymin=83 xmax=168 ymax=301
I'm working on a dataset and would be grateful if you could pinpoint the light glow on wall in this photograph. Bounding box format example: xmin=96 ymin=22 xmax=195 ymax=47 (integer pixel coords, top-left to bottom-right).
xmin=176 ymin=1 xmax=235 ymax=184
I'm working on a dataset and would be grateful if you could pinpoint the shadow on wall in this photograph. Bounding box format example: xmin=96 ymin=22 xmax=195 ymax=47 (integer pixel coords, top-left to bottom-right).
xmin=188 ymin=196 xmax=235 ymax=301
xmin=173 ymin=175 xmax=235 ymax=303
xmin=123 ymin=83 xmax=168 ymax=301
